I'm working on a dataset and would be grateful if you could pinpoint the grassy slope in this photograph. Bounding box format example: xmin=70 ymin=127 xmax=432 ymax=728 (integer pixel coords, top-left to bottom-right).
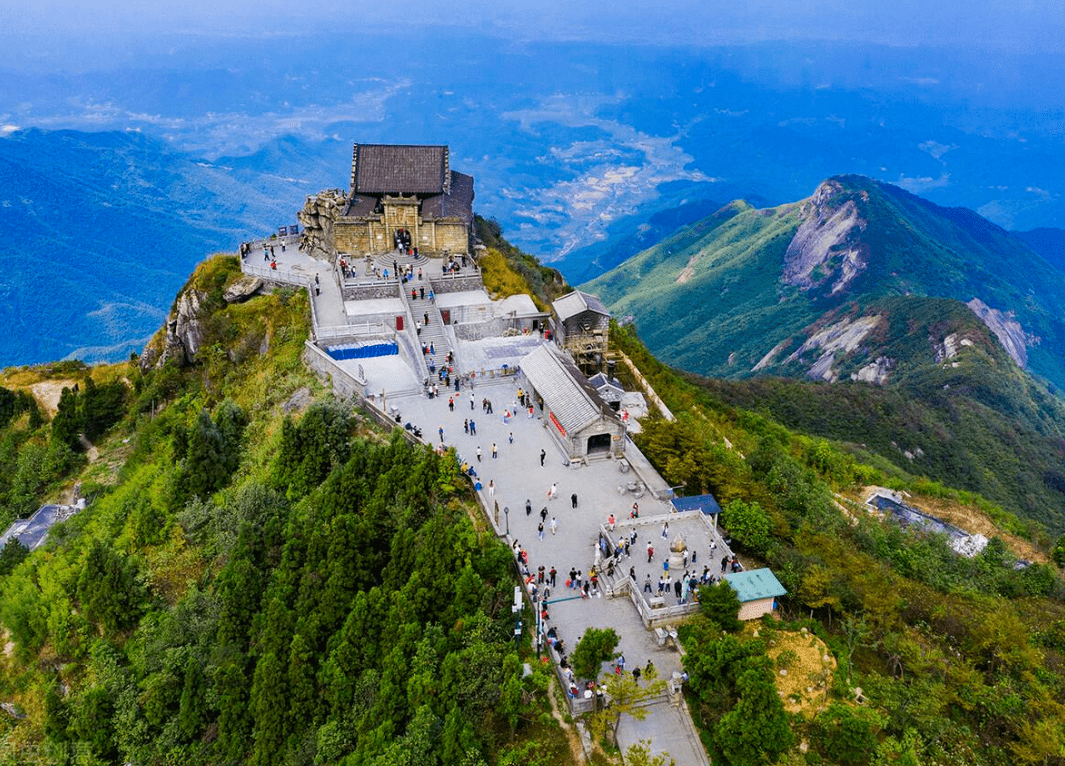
xmin=587 ymin=201 xmax=815 ymax=375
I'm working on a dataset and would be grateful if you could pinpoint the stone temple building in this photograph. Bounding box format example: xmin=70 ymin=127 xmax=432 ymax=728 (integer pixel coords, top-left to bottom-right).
xmin=299 ymin=143 xmax=475 ymax=262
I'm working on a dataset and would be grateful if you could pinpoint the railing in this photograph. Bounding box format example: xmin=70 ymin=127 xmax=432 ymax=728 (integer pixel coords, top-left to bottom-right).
xmin=316 ymin=323 xmax=392 ymax=340
xmin=241 ymin=262 xmax=310 ymax=289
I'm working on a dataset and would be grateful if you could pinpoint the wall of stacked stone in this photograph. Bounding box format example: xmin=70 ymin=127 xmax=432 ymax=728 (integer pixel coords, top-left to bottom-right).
xmin=341 ymin=283 xmax=402 ymax=301
xmin=429 ymin=274 xmax=483 ymax=294
xmin=302 ymin=341 xmax=366 ymax=401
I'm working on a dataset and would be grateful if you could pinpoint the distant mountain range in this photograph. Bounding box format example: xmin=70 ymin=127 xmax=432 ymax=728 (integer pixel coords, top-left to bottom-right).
xmin=585 ymin=175 xmax=1065 ymax=392
xmin=0 ymin=129 xmax=348 ymax=365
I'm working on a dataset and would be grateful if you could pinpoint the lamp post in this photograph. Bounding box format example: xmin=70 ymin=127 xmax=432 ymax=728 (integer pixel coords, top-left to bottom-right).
xmin=504 ymin=505 xmax=510 ymax=536
xmin=512 ymin=586 xmax=522 ymax=650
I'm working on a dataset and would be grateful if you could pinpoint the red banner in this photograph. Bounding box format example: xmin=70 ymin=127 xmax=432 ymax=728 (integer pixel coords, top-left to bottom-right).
xmin=549 ymin=411 xmax=567 ymax=437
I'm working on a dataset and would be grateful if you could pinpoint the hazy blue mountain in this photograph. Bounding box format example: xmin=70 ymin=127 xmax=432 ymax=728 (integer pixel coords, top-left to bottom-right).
xmin=0 ymin=129 xmax=345 ymax=365
xmin=2 ymin=34 xmax=1064 ymax=363
xmin=2 ymin=34 xmax=1063 ymax=268
xmin=1014 ymin=227 xmax=1065 ymax=274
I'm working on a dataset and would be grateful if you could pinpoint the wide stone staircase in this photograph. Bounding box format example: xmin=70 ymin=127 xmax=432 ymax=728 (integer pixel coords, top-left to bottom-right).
xmin=399 ymin=281 xmax=452 ymax=380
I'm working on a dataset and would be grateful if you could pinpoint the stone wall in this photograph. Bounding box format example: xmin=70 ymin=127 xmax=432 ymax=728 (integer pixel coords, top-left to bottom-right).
xmin=430 ymin=274 xmax=483 ymax=294
xmin=341 ymin=282 xmax=402 ymax=301
xmin=303 ymin=341 xmax=365 ymax=400
xmin=452 ymin=316 xmax=540 ymax=340
xmin=434 ymin=220 xmax=471 ymax=254
xmin=335 ymin=218 xmax=375 ymax=253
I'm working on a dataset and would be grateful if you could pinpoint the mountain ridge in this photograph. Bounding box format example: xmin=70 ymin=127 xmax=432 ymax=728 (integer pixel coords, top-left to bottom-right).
xmin=585 ymin=174 xmax=1065 ymax=389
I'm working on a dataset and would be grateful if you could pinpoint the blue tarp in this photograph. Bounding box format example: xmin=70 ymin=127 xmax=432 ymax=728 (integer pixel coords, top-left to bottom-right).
xmin=326 ymin=341 xmax=399 ymax=361
xmin=671 ymin=493 xmax=722 ymax=516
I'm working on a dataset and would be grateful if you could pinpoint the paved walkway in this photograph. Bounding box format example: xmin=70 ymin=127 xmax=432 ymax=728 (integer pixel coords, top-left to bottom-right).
xmin=393 ymin=380 xmax=711 ymax=766
xmin=246 ymin=242 xmax=712 ymax=764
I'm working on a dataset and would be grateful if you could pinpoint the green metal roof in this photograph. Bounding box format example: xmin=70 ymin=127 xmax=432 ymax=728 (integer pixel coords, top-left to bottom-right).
xmin=724 ymin=569 xmax=787 ymax=602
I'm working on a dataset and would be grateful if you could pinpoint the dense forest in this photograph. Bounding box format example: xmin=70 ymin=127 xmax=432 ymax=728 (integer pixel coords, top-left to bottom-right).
xmin=0 ymin=249 xmax=1062 ymax=765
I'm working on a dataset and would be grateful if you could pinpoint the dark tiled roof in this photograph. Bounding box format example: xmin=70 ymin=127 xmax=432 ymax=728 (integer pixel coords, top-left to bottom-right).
xmin=344 ymin=194 xmax=379 ymax=217
xmin=352 ymin=144 xmax=448 ymax=194
xmin=421 ymin=171 xmax=475 ymax=223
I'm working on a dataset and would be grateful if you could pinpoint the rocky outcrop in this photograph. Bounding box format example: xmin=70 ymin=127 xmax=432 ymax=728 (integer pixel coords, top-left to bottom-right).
xmin=145 ymin=289 xmax=209 ymax=369
xmin=784 ymin=314 xmax=882 ymax=382
xmin=783 ymin=179 xmax=867 ymax=295
xmin=298 ymin=189 xmax=346 ymax=264
xmin=752 ymin=339 xmax=792 ymax=372
xmin=966 ymin=298 xmax=1032 ymax=368
xmin=852 ymin=356 xmax=895 ymax=385
xmin=932 ymin=332 xmax=974 ymax=364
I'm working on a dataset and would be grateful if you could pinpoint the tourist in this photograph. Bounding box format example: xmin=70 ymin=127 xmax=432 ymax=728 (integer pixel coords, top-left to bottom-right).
xmin=551 ymin=517 xmax=557 ymax=535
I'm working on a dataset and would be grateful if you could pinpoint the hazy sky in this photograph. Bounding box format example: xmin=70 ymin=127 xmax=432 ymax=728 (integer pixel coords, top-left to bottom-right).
xmin=2 ymin=0 xmax=1063 ymax=54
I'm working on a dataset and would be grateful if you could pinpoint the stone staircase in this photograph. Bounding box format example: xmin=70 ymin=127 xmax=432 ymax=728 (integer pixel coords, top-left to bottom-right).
xmin=399 ymin=284 xmax=451 ymax=379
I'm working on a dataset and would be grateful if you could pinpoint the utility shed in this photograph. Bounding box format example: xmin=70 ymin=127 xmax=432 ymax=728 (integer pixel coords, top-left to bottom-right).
xmin=723 ymin=569 xmax=787 ymax=621
xmin=552 ymin=290 xmax=610 ymax=364
xmin=519 ymin=344 xmax=625 ymax=462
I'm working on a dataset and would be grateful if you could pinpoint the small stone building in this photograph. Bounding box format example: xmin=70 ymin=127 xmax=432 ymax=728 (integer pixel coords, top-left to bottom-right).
xmin=299 ymin=143 xmax=474 ymax=261
xmin=723 ymin=569 xmax=787 ymax=621
xmin=552 ymin=290 xmax=610 ymax=364
xmin=519 ymin=344 xmax=625 ymax=462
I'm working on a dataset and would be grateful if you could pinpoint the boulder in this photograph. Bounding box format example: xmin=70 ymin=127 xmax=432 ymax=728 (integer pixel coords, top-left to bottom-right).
xmin=224 ymin=275 xmax=263 ymax=304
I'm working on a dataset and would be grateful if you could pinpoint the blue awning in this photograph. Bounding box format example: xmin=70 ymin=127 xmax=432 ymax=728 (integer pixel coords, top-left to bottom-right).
xmin=671 ymin=493 xmax=722 ymax=516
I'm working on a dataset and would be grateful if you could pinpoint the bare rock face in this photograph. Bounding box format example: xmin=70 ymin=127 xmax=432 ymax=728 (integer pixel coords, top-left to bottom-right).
xmin=156 ymin=289 xmax=210 ymax=368
xmin=783 ymin=179 xmax=868 ymax=295
xmin=783 ymin=314 xmax=882 ymax=382
xmin=966 ymin=298 xmax=1033 ymax=369
xmin=852 ymin=356 xmax=895 ymax=385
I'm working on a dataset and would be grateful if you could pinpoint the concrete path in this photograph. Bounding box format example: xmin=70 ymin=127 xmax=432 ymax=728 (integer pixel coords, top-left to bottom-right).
xmin=393 ymin=379 xmax=711 ymax=766
xmin=246 ymin=242 xmax=711 ymax=763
